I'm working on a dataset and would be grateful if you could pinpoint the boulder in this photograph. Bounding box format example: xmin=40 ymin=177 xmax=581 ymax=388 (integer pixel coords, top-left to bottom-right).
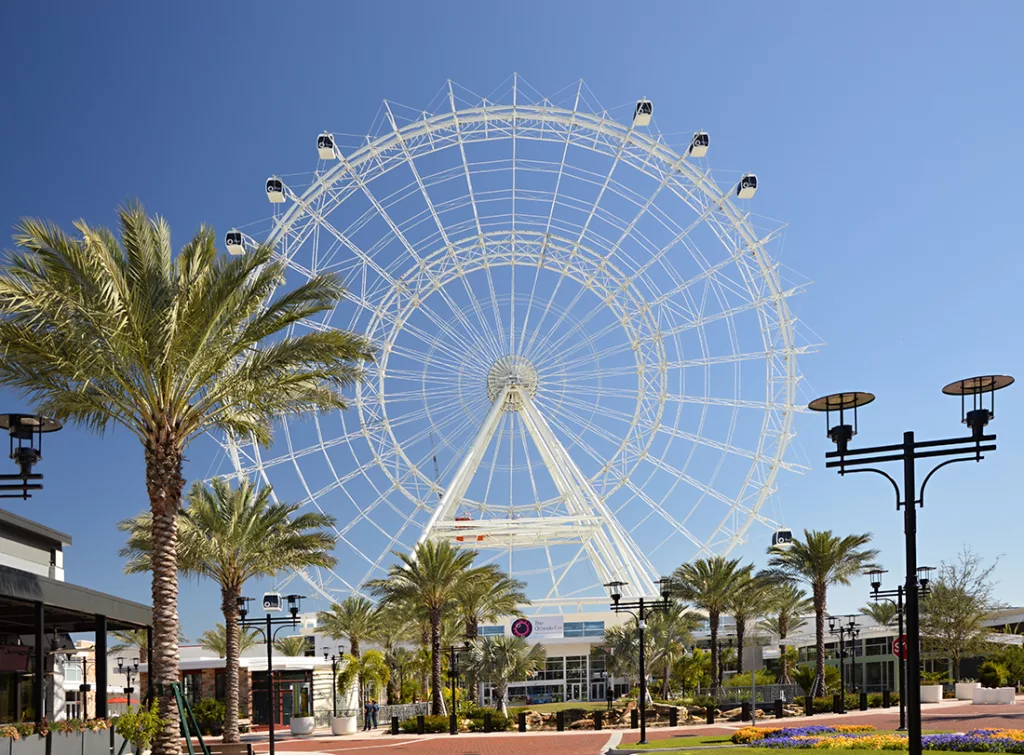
xmin=569 ymin=719 xmax=595 ymax=730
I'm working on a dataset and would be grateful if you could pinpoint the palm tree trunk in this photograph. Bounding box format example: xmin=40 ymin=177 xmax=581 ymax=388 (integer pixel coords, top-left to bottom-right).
xmin=779 ymin=615 xmax=791 ymax=685
xmin=814 ymin=591 xmax=826 ymax=698
xmin=350 ymin=638 xmax=362 ymax=706
xmin=736 ymin=618 xmax=746 ymax=675
xmin=429 ymin=610 xmax=443 ymax=716
xmin=420 ymin=626 xmax=429 ymax=702
xmin=709 ymin=611 xmax=720 ymax=690
xmin=145 ymin=438 xmax=185 ymax=755
xmin=220 ymin=586 xmax=241 ymax=743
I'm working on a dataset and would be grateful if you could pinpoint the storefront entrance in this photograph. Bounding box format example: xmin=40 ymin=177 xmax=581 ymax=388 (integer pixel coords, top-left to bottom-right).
xmin=251 ymin=671 xmax=312 ymax=726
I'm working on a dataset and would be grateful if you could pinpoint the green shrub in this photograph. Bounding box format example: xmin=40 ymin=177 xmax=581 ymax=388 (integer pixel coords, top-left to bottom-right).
xmin=399 ymin=715 xmax=451 ymax=734
xmin=979 ymin=661 xmax=1009 ymax=688
xmin=466 ymin=709 xmax=516 ymax=732
xmin=921 ymin=670 xmax=950 ymax=684
xmin=191 ymin=699 xmax=226 ymax=736
xmin=115 ymin=703 xmax=163 ymax=751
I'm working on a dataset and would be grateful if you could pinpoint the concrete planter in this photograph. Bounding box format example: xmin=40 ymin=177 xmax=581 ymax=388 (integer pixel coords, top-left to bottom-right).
xmin=920 ymin=685 xmax=943 ymax=704
xmin=973 ymin=687 xmax=1015 ymax=705
xmin=10 ymin=735 xmax=46 ymax=755
xmin=330 ymin=715 xmax=357 ymax=735
xmin=289 ymin=717 xmax=315 ymax=736
xmin=956 ymin=682 xmax=981 ymax=700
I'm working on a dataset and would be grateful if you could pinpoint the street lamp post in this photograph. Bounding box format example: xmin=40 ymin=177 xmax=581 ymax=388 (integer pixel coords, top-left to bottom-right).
xmin=0 ymin=413 xmax=62 ymax=499
xmin=809 ymin=374 xmax=1013 ymax=755
xmin=446 ymin=641 xmax=470 ymax=736
xmin=116 ymin=656 xmax=140 ymax=706
xmin=868 ymin=567 xmax=934 ymax=731
xmin=67 ymin=657 xmax=96 ymax=719
xmin=827 ymin=616 xmax=856 ymax=710
xmin=847 ymin=620 xmax=860 ymax=695
xmin=239 ymin=594 xmax=305 ymax=755
xmin=323 ymin=647 xmax=345 ymax=718
xmin=606 ymin=578 xmax=672 ymax=746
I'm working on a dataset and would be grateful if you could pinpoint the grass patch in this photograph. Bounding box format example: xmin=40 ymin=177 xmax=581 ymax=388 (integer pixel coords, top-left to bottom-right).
xmin=617 ymin=735 xmax=736 ymax=750
xmin=518 ymin=701 xmax=612 ymax=713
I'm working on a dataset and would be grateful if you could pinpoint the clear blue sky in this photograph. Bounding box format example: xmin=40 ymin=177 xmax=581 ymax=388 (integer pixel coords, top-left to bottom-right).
xmin=1 ymin=1 xmax=1022 ymax=639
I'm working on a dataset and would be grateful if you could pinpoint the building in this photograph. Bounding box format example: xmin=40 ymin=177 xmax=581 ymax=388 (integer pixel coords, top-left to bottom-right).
xmin=0 ymin=508 xmax=151 ymax=723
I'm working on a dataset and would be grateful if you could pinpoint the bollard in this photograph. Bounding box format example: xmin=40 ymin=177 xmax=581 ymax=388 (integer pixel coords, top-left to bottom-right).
xmin=804 ymin=695 xmax=813 ymax=717
xmin=518 ymin=711 xmax=526 ymax=733
xmin=484 ymin=712 xmax=492 ymax=733
xmin=883 ymin=690 xmax=891 ymax=708
xmin=594 ymin=711 xmax=603 ymax=731
xmin=391 ymin=716 xmax=399 ymax=736
xmin=706 ymin=705 xmax=715 ymax=725
xmin=775 ymin=699 xmax=784 ymax=719
xmin=860 ymin=692 xmax=868 ymax=711
xmin=416 ymin=715 xmax=425 ymax=735
xmin=668 ymin=706 xmax=678 ymax=727
xmin=631 ymin=708 xmax=639 ymax=729
xmin=557 ymin=710 xmax=565 ymax=732
xmin=741 ymin=701 xmax=752 ymax=722
xmin=832 ymin=693 xmax=842 ymax=714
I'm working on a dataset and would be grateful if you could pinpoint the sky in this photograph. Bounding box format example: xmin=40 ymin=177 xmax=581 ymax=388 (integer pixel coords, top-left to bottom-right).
xmin=1 ymin=1 xmax=1022 ymax=640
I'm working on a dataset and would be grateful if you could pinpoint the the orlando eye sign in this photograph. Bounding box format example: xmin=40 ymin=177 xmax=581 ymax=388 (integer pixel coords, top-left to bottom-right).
xmin=510 ymin=616 xmax=564 ymax=639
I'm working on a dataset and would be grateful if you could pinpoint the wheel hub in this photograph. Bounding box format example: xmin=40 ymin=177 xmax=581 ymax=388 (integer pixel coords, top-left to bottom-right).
xmin=487 ymin=355 xmax=538 ymax=411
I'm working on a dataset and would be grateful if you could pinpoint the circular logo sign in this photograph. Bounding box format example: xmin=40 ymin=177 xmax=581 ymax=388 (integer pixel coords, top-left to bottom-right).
xmin=511 ymin=618 xmax=533 ymax=638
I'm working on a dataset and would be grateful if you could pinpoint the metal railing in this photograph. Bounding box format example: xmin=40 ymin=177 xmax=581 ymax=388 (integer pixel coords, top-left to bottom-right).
xmin=378 ymin=702 xmax=428 ymax=722
xmin=708 ymin=684 xmax=804 ymax=704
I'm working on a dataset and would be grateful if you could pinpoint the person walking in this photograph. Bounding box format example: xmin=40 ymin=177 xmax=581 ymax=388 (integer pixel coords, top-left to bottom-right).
xmin=363 ymin=699 xmax=372 ymax=731
xmin=371 ymin=698 xmax=379 ymax=729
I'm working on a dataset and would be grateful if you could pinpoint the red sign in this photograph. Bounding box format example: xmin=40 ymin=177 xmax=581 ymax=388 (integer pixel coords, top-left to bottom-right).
xmin=892 ymin=635 xmax=907 ymax=659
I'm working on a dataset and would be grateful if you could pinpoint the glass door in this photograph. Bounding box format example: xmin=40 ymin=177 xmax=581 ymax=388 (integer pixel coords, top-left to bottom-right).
xmin=567 ymin=682 xmax=583 ymax=701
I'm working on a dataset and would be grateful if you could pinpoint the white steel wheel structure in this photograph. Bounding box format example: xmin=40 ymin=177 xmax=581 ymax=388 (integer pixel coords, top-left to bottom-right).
xmin=221 ymin=77 xmax=808 ymax=608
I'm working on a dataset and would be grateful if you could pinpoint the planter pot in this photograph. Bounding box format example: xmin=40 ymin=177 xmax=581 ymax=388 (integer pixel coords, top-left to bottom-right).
xmin=330 ymin=715 xmax=357 ymax=735
xmin=920 ymin=685 xmax=943 ymax=704
xmin=11 ymin=735 xmax=46 ymax=755
xmin=289 ymin=717 xmax=315 ymax=736
xmin=973 ymin=687 xmax=1016 ymax=705
xmin=50 ymin=733 xmax=82 ymax=755
xmin=956 ymin=682 xmax=981 ymax=700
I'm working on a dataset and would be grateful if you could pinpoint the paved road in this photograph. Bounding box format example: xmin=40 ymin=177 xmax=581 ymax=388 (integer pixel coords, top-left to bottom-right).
xmin=245 ymin=700 xmax=1024 ymax=755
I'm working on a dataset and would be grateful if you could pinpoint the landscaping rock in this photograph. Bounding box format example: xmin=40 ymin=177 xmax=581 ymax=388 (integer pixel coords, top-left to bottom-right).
xmin=569 ymin=719 xmax=595 ymax=730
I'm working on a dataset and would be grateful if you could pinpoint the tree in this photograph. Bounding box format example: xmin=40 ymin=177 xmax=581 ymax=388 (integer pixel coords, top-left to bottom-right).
xmin=671 ymin=647 xmax=712 ymax=693
xmin=318 ymin=596 xmax=378 ymax=659
xmin=274 ymin=635 xmax=309 ymax=657
xmin=373 ymin=606 xmax=416 ymax=704
xmin=671 ymin=557 xmax=753 ymax=686
xmin=728 ymin=572 xmax=777 ymax=675
xmin=108 ymin=629 xmax=187 ymax=657
xmin=0 ymin=205 xmax=372 ymax=755
xmin=860 ymin=602 xmax=899 ymax=628
xmin=367 ymin=541 xmax=490 ymax=715
xmin=921 ymin=547 xmax=1000 ymax=681
xmin=646 ymin=603 xmax=702 ymax=698
xmin=760 ymin=583 xmax=812 ymax=684
xmin=386 ymin=647 xmax=417 ymax=704
xmin=603 ymin=623 xmax=643 ymax=688
xmin=336 ymin=650 xmax=391 ymax=706
xmin=198 ymin=624 xmax=260 ymax=657
xmin=465 ymin=636 xmax=546 ymax=716
xmin=457 ymin=572 xmax=528 ymax=640
xmin=119 ymin=478 xmax=337 ymax=742
xmin=767 ymin=530 xmax=878 ymax=698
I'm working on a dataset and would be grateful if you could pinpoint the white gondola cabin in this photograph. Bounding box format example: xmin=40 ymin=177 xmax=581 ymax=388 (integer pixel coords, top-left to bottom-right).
xmin=689 ymin=131 xmax=710 ymax=158
xmin=225 ymin=230 xmax=245 ymax=256
xmin=737 ymin=173 xmax=758 ymax=199
xmin=266 ymin=176 xmax=285 ymax=204
xmin=633 ymin=99 xmax=653 ymax=127
xmin=772 ymin=529 xmax=793 ymax=549
xmin=317 ymin=132 xmax=336 ymax=160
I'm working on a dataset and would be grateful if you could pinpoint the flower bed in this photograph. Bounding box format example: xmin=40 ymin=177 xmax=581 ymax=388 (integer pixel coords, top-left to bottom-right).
xmin=732 ymin=726 xmax=877 ymax=744
xmin=732 ymin=727 xmax=1024 ymax=752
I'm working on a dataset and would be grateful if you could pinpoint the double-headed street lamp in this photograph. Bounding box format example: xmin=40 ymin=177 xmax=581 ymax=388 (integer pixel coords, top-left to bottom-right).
xmin=116 ymin=656 xmax=140 ymax=706
xmin=868 ymin=567 xmax=934 ymax=731
xmin=606 ymin=578 xmax=672 ymax=746
xmin=323 ymin=646 xmax=345 ymax=718
xmin=826 ymin=616 xmax=859 ymax=705
xmin=809 ymin=374 xmax=1013 ymax=755
xmin=239 ymin=594 xmax=305 ymax=755
xmin=446 ymin=640 xmax=471 ymax=736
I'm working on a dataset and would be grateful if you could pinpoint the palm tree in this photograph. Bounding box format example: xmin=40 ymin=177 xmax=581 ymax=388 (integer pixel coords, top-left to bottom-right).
xmin=108 ymin=629 xmax=185 ymax=656
xmin=367 ymin=541 xmax=489 ymax=715
xmin=647 ymin=603 xmax=702 ymax=698
xmin=0 ymin=205 xmax=372 ymax=755
xmin=671 ymin=557 xmax=753 ymax=686
xmin=198 ymin=624 xmax=260 ymax=657
xmin=456 ymin=571 xmax=528 ymax=639
xmin=760 ymin=583 xmax=812 ymax=684
xmin=274 ymin=635 xmax=310 ymax=657
xmin=317 ymin=596 xmax=378 ymax=659
xmin=465 ymin=636 xmax=546 ymax=716
xmin=387 ymin=646 xmax=417 ymax=704
xmin=860 ymin=602 xmax=898 ymax=628
xmin=728 ymin=572 xmax=777 ymax=675
xmin=767 ymin=530 xmax=878 ymax=697
xmin=119 ymin=478 xmax=337 ymax=743
xmin=372 ymin=606 xmax=416 ymax=704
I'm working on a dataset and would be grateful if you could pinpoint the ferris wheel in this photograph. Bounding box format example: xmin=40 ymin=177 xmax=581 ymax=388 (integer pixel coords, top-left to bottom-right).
xmin=219 ymin=76 xmax=808 ymax=608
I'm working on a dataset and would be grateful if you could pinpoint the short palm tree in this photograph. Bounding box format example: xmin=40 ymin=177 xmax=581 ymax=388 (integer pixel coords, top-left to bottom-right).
xmin=372 ymin=606 xmax=416 ymax=703
xmin=119 ymin=478 xmax=337 ymax=742
xmin=274 ymin=635 xmax=310 ymax=657
xmin=671 ymin=557 xmax=753 ymax=686
xmin=728 ymin=572 xmax=777 ymax=674
xmin=317 ymin=596 xmax=378 ymax=659
xmin=198 ymin=624 xmax=260 ymax=657
xmin=465 ymin=636 xmax=546 ymax=716
xmin=768 ymin=530 xmax=878 ymax=697
xmin=860 ymin=601 xmax=899 ymax=628
xmin=647 ymin=602 xmax=702 ymax=697
xmin=456 ymin=571 xmax=528 ymax=639
xmin=0 ymin=205 xmax=372 ymax=755
xmin=367 ymin=540 xmax=489 ymax=715
xmin=387 ymin=646 xmax=417 ymax=704
xmin=760 ymin=583 xmax=812 ymax=684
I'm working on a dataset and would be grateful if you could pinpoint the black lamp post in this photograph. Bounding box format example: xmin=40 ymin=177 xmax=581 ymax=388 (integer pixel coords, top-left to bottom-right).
xmin=606 ymin=578 xmax=672 ymax=746
xmin=868 ymin=566 xmax=934 ymax=731
xmin=238 ymin=594 xmax=304 ymax=755
xmin=446 ymin=640 xmax=471 ymax=736
xmin=116 ymin=656 xmax=140 ymax=706
xmin=809 ymin=374 xmax=1013 ymax=755
xmin=66 ymin=656 xmax=96 ymax=719
xmin=847 ymin=618 xmax=861 ymax=695
xmin=716 ymin=636 xmax=734 ymax=687
xmin=826 ymin=616 xmax=855 ymax=711
xmin=0 ymin=413 xmax=61 ymax=499
xmin=323 ymin=646 xmax=345 ymax=718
